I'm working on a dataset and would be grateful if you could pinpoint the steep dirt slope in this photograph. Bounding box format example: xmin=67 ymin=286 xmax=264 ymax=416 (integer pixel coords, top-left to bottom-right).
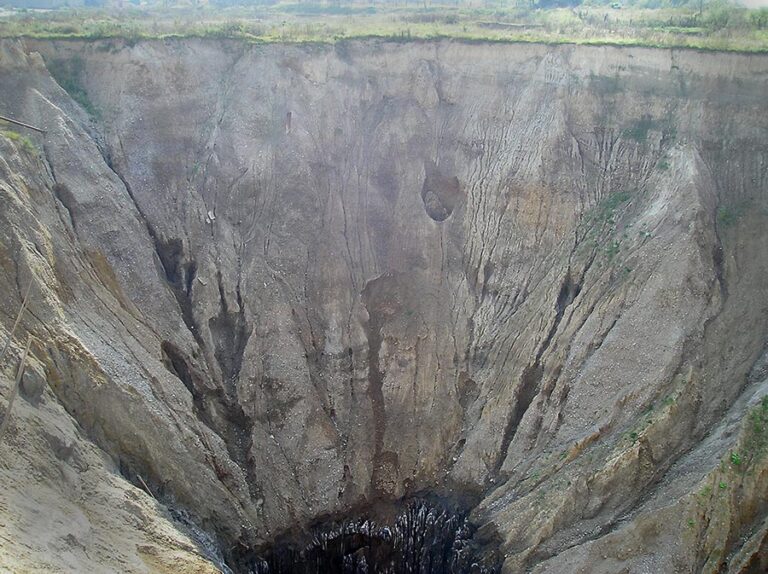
xmin=0 ymin=38 xmax=767 ymax=572
xmin=0 ymin=43 xmax=229 ymax=574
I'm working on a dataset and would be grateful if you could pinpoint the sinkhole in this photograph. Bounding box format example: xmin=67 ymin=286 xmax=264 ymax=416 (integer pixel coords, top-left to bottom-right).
xmin=232 ymin=500 xmax=498 ymax=574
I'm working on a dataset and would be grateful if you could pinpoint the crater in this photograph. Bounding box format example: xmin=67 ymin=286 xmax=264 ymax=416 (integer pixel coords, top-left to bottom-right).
xmin=1 ymin=35 xmax=766 ymax=574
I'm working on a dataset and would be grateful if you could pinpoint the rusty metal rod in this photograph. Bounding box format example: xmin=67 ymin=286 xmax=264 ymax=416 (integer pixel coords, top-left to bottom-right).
xmin=0 ymin=114 xmax=45 ymax=133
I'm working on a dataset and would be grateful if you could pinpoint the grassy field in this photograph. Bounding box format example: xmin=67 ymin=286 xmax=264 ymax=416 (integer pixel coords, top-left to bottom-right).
xmin=0 ymin=1 xmax=767 ymax=52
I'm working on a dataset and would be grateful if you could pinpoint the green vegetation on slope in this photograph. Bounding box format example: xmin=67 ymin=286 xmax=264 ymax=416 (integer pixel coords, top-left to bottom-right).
xmin=0 ymin=126 xmax=36 ymax=153
xmin=45 ymin=56 xmax=98 ymax=116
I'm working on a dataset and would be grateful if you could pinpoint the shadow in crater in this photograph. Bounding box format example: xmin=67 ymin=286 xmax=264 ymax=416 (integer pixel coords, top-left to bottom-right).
xmin=237 ymin=500 xmax=498 ymax=574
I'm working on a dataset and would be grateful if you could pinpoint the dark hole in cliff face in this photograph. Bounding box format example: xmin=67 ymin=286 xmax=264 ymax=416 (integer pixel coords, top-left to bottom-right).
xmin=235 ymin=501 xmax=498 ymax=574
xmin=421 ymin=161 xmax=463 ymax=222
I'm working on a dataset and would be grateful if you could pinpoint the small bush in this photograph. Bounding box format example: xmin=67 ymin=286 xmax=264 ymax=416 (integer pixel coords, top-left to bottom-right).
xmin=0 ymin=129 xmax=35 ymax=154
xmin=717 ymin=205 xmax=743 ymax=227
xmin=46 ymin=56 xmax=97 ymax=117
xmin=743 ymin=395 xmax=768 ymax=463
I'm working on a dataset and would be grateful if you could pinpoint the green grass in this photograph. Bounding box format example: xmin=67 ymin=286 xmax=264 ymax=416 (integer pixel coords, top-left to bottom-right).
xmin=276 ymin=4 xmax=377 ymax=16
xmin=0 ymin=4 xmax=767 ymax=52
xmin=578 ymin=190 xmax=632 ymax=260
xmin=589 ymin=191 xmax=631 ymax=225
xmin=0 ymin=129 xmax=36 ymax=154
xmin=743 ymin=395 xmax=768 ymax=465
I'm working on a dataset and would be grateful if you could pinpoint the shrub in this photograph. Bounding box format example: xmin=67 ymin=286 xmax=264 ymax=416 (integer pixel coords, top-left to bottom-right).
xmin=0 ymin=129 xmax=35 ymax=154
xmin=46 ymin=56 xmax=97 ymax=117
